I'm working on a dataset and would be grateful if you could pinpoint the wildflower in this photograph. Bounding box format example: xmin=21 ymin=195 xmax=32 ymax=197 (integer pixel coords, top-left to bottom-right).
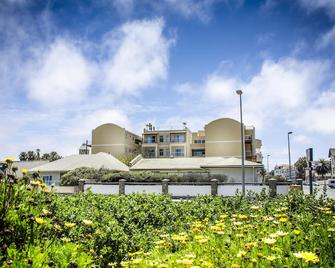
xmin=263 ymin=238 xmax=276 ymax=245
xmin=64 ymin=222 xmax=76 ymax=228
xmin=120 ymin=261 xmax=129 ymax=267
xmin=251 ymin=258 xmax=257 ymax=263
xmin=328 ymin=227 xmax=335 ymax=232
xmin=35 ymin=217 xmax=45 ymax=225
xmin=30 ymin=180 xmax=40 ymax=186
xmin=266 ymin=255 xmax=277 ymax=262
xmin=83 ymin=219 xmax=93 ymax=226
xmin=276 ymin=230 xmax=288 ymax=237
xmin=231 ymin=264 xmax=240 ymax=268
xmin=40 ymin=182 xmax=46 ymax=188
xmin=293 ymin=229 xmax=301 ymax=235
xmin=293 ymin=252 xmax=319 ymax=263
xmin=22 ymin=168 xmax=27 ymax=175
xmin=233 ymin=221 xmax=243 ymax=226
xmin=250 ymin=205 xmax=260 ymax=210
xmin=176 ymin=258 xmax=193 ymax=265
xmin=130 ymin=258 xmax=143 ymax=264
xmin=194 ymin=235 xmax=209 ymax=243
xmin=236 ymin=250 xmax=247 ymax=258
xmin=4 ymin=157 xmax=16 ymax=163
xmin=279 ymin=217 xmax=288 ymax=223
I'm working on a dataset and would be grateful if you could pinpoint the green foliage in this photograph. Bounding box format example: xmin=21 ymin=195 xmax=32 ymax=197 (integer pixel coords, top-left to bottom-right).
xmin=295 ymin=156 xmax=307 ymax=179
xmin=1 ymin=160 xmax=335 ymax=267
xmin=315 ymin=159 xmax=331 ymax=178
xmin=18 ymin=150 xmax=62 ymax=162
xmin=61 ymin=168 xmax=228 ymax=186
xmin=117 ymin=153 xmax=137 ymax=167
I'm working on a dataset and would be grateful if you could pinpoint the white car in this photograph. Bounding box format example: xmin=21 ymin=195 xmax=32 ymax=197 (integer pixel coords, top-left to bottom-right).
xmin=328 ymin=179 xmax=335 ymax=189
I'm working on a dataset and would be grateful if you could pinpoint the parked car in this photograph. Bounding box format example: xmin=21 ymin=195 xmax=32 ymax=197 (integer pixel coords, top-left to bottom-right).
xmin=328 ymin=179 xmax=335 ymax=189
xmin=303 ymin=181 xmax=319 ymax=186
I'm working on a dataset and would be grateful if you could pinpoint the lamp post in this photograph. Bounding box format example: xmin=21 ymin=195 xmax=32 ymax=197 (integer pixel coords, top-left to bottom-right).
xmin=236 ymin=89 xmax=245 ymax=196
xmin=267 ymin=154 xmax=270 ymax=173
xmin=287 ymin=131 xmax=293 ymax=181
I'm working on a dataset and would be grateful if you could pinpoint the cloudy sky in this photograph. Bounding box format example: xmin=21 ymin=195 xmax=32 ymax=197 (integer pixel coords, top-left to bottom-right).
xmin=1 ymin=0 xmax=334 ymax=168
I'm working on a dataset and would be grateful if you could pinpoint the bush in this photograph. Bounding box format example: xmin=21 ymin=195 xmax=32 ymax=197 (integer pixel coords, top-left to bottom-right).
xmin=61 ymin=168 xmax=228 ymax=185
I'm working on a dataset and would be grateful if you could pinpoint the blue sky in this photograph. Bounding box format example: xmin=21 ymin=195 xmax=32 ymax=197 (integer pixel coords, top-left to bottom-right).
xmin=1 ymin=0 xmax=335 ymax=168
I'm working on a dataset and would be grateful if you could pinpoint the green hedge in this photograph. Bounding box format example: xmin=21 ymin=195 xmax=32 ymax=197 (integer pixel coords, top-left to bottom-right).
xmin=61 ymin=168 xmax=228 ymax=186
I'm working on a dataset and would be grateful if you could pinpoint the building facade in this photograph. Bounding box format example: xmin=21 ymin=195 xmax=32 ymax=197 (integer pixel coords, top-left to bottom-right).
xmin=142 ymin=118 xmax=262 ymax=163
xmin=329 ymin=148 xmax=335 ymax=179
xmin=274 ymin=164 xmax=296 ymax=180
xmin=91 ymin=123 xmax=141 ymax=158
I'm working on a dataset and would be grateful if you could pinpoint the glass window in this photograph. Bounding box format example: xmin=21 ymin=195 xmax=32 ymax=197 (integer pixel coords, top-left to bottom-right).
xmin=174 ymin=148 xmax=184 ymax=157
xmin=159 ymin=149 xmax=164 ymax=156
xmin=166 ymin=135 xmax=170 ymax=143
xmin=166 ymin=149 xmax=170 ymax=157
xmin=159 ymin=136 xmax=164 ymax=142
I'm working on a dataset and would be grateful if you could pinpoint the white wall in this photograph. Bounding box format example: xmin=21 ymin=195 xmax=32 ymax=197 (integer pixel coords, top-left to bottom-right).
xmin=168 ymin=185 xmax=211 ymax=196
xmin=84 ymin=184 xmax=119 ymax=195
xmin=209 ymin=167 xmax=260 ymax=183
xmin=125 ymin=185 xmax=162 ymax=194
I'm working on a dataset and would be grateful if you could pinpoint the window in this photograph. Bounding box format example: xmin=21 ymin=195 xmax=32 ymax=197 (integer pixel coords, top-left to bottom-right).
xmin=194 ymin=139 xmax=205 ymax=144
xmin=192 ymin=149 xmax=205 ymax=157
xmin=144 ymin=135 xmax=156 ymax=144
xmin=42 ymin=175 xmax=52 ymax=185
xmin=159 ymin=135 xmax=164 ymax=143
xmin=174 ymin=148 xmax=184 ymax=157
xmin=172 ymin=134 xmax=185 ymax=143
xmin=166 ymin=148 xmax=170 ymax=157
xmin=159 ymin=149 xmax=164 ymax=156
xmin=166 ymin=135 xmax=170 ymax=143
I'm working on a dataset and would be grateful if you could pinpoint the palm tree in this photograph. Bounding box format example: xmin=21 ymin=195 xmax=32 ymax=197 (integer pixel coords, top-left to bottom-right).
xmin=258 ymin=168 xmax=267 ymax=185
xmin=315 ymin=159 xmax=330 ymax=179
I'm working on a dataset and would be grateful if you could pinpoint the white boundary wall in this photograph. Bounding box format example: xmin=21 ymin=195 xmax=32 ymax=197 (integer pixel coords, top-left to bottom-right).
xmin=84 ymin=184 xmax=119 ymax=195
xmin=169 ymin=185 xmax=211 ymax=196
xmin=125 ymin=185 xmax=162 ymax=194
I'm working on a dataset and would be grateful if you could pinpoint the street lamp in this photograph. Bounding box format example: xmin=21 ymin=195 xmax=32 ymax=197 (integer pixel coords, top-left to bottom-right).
xmin=236 ymin=89 xmax=245 ymax=196
xmin=267 ymin=154 xmax=270 ymax=173
xmin=287 ymin=131 xmax=293 ymax=181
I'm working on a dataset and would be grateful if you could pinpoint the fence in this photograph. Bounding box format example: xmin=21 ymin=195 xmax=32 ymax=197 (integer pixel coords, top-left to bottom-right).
xmin=78 ymin=178 xmax=301 ymax=198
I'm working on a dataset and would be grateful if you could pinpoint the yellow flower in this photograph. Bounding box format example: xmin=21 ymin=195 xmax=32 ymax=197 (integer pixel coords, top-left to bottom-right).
xmin=35 ymin=217 xmax=45 ymax=225
xmin=194 ymin=235 xmax=209 ymax=243
xmin=263 ymin=238 xmax=276 ymax=245
xmin=236 ymin=250 xmax=247 ymax=258
xmin=293 ymin=252 xmax=319 ymax=263
xmin=42 ymin=209 xmax=49 ymax=215
xmin=293 ymin=229 xmax=301 ymax=235
xmin=266 ymin=255 xmax=277 ymax=262
xmin=231 ymin=264 xmax=240 ymax=268
xmin=83 ymin=219 xmax=93 ymax=226
xmin=130 ymin=258 xmax=143 ymax=264
xmin=176 ymin=258 xmax=193 ymax=265
xmin=22 ymin=168 xmax=27 ymax=175
xmin=64 ymin=222 xmax=76 ymax=228
xmin=4 ymin=157 xmax=16 ymax=163
xmin=279 ymin=217 xmax=288 ymax=223
xmin=30 ymin=180 xmax=40 ymax=186
xmin=250 ymin=205 xmax=260 ymax=210
xmin=327 ymin=227 xmax=335 ymax=232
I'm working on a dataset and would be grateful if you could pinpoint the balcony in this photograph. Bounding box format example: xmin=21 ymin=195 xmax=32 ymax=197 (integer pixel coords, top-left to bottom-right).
xmin=245 ymin=135 xmax=252 ymax=142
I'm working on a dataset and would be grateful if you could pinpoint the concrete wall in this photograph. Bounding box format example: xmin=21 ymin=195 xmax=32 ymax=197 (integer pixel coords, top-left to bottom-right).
xmin=209 ymin=167 xmax=260 ymax=183
xmin=92 ymin=123 xmax=141 ymax=157
xmin=205 ymin=118 xmax=242 ymax=157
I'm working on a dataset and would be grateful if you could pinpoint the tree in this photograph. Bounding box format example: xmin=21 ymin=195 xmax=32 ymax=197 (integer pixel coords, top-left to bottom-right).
xmin=49 ymin=151 xmax=62 ymax=162
xmin=19 ymin=152 xmax=28 ymax=161
xmin=294 ymin=157 xmax=307 ymax=180
xmin=41 ymin=153 xmax=50 ymax=160
xmin=118 ymin=153 xmax=137 ymax=167
xmin=258 ymin=168 xmax=266 ymax=184
xmin=27 ymin=151 xmax=37 ymax=161
xmin=315 ymin=159 xmax=330 ymax=179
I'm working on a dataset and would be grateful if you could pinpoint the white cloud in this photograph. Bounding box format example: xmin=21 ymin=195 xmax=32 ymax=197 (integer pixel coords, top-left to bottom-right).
xmin=293 ymin=134 xmax=312 ymax=145
xmin=26 ymin=39 xmax=95 ymax=106
xmin=292 ymin=87 xmax=335 ymax=135
xmin=317 ymin=25 xmax=335 ymax=49
xmin=297 ymin=0 xmax=335 ymax=18
xmin=102 ymin=18 xmax=173 ymax=95
xmin=64 ymin=109 xmax=130 ymax=138
xmin=205 ymin=75 xmax=240 ymax=102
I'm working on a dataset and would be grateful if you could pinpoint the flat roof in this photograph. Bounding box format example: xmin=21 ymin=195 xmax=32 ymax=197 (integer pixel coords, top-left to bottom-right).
xmin=28 ymin=152 xmax=129 ymax=172
xmin=130 ymin=156 xmax=263 ymax=171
